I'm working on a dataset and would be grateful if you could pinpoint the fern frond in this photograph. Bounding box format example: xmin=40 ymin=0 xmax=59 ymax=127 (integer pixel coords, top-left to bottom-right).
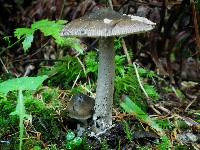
xmin=14 ymin=19 xmax=83 ymax=53
xmin=14 ymin=28 xmax=35 ymax=39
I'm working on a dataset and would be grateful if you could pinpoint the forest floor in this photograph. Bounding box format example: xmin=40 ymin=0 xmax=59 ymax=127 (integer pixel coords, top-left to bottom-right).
xmin=0 ymin=0 xmax=200 ymax=149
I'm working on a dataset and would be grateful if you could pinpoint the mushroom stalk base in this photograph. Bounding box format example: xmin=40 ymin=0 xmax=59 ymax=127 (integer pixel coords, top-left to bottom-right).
xmin=93 ymin=37 xmax=115 ymax=132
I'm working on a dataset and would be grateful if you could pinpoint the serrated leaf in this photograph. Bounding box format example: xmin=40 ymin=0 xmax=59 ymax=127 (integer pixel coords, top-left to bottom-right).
xmin=31 ymin=19 xmax=53 ymax=29
xmin=0 ymin=75 xmax=48 ymax=95
xmin=14 ymin=28 xmax=35 ymax=39
xmin=31 ymin=20 xmax=82 ymax=52
xmin=31 ymin=19 xmax=65 ymax=38
xmin=14 ymin=19 xmax=82 ymax=53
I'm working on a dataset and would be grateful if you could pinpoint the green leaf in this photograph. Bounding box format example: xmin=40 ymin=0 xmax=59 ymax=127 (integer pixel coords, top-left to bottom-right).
xmin=157 ymin=136 xmax=172 ymax=150
xmin=10 ymin=90 xmax=31 ymax=120
xmin=69 ymin=39 xmax=83 ymax=54
xmin=22 ymin=34 xmax=34 ymax=52
xmin=0 ymin=75 xmax=48 ymax=95
xmin=14 ymin=19 xmax=83 ymax=53
xmin=14 ymin=28 xmax=35 ymax=39
xmin=14 ymin=28 xmax=35 ymax=51
xmin=10 ymin=90 xmax=32 ymax=150
xmin=31 ymin=19 xmax=65 ymax=38
xmin=120 ymin=96 xmax=165 ymax=136
xmin=31 ymin=19 xmax=83 ymax=53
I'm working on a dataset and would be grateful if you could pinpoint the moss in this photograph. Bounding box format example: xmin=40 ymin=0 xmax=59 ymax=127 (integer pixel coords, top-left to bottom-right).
xmin=23 ymin=139 xmax=43 ymax=150
xmin=0 ymin=88 xmax=66 ymax=148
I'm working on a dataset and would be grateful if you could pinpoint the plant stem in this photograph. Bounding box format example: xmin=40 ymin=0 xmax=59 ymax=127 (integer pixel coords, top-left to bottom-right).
xmin=133 ymin=63 xmax=149 ymax=99
xmin=18 ymin=90 xmax=24 ymax=150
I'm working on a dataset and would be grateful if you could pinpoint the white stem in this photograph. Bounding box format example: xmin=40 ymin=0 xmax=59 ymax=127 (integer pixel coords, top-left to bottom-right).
xmin=93 ymin=37 xmax=115 ymax=132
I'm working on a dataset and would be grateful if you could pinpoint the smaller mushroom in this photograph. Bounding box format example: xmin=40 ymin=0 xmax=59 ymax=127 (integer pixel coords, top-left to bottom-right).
xmin=67 ymin=93 xmax=95 ymax=124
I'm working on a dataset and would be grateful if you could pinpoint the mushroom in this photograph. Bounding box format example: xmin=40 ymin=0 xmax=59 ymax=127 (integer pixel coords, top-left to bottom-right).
xmin=61 ymin=8 xmax=156 ymax=132
xmin=67 ymin=93 xmax=95 ymax=124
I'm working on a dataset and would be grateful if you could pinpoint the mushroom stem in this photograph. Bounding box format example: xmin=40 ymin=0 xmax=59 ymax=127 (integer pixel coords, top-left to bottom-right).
xmin=93 ymin=37 xmax=115 ymax=131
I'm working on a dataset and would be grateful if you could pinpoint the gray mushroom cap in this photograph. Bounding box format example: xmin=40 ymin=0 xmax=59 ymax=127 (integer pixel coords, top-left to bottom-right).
xmin=67 ymin=93 xmax=95 ymax=121
xmin=61 ymin=8 xmax=156 ymax=38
